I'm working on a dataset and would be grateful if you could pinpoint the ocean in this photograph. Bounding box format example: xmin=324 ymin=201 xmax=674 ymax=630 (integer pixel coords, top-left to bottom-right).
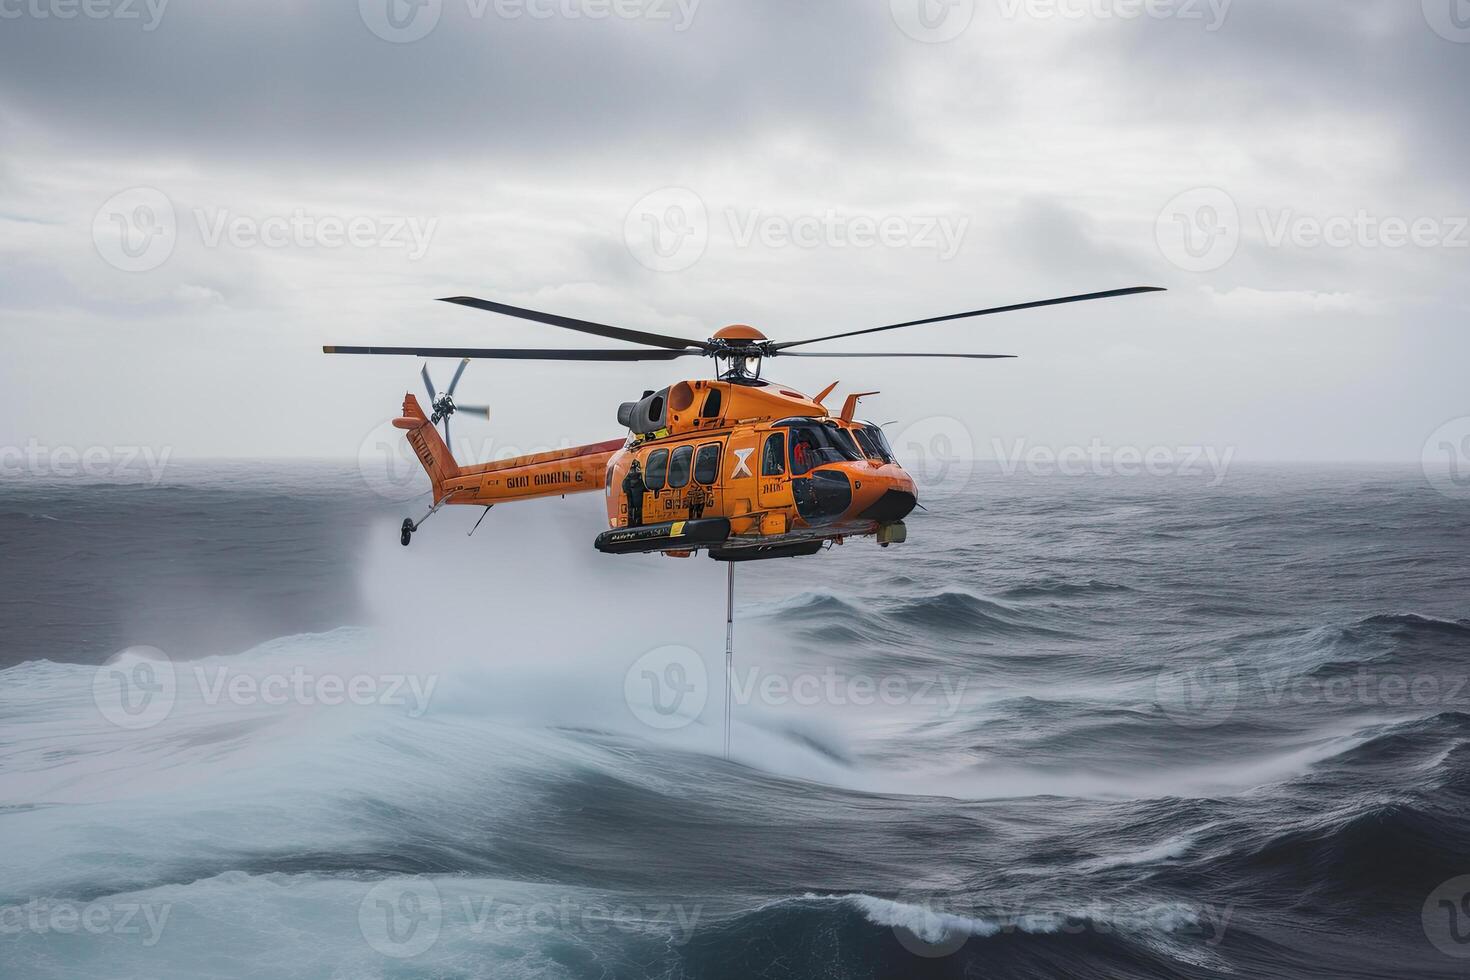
xmin=2 ymin=461 xmax=1468 ymax=979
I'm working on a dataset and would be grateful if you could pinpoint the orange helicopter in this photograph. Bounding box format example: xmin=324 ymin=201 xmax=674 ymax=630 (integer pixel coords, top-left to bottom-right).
xmin=325 ymin=286 xmax=1163 ymax=561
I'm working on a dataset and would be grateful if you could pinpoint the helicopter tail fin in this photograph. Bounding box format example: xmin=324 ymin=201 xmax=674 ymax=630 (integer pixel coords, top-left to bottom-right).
xmin=394 ymin=393 xmax=461 ymax=498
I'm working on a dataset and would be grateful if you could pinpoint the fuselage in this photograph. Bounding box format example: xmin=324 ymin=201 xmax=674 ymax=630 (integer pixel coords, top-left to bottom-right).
xmin=413 ymin=376 xmax=917 ymax=559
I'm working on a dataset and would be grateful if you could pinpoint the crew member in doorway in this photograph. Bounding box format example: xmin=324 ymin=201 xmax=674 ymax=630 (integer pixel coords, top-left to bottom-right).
xmin=792 ymin=436 xmax=816 ymax=474
xmin=623 ymin=459 xmax=647 ymax=527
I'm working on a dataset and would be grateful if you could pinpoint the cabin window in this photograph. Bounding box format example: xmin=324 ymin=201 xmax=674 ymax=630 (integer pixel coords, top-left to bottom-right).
xmin=700 ymin=388 xmax=722 ymax=419
xmin=645 ymin=448 xmax=669 ymax=489
xmin=852 ymin=427 xmax=883 ymax=460
xmin=668 ymin=445 xmax=693 ymax=488
xmin=694 ymin=443 xmax=720 ymax=485
xmin=762 ymin=433 xmax=786 ymax=476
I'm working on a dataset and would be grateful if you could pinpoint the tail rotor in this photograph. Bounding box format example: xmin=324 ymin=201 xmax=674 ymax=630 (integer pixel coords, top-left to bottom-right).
xmin=421 ymin=357 xmax=491 ymax=446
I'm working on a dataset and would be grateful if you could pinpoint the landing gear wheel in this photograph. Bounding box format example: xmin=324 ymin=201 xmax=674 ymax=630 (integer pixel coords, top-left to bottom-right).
xmin=400 ymin=518 xmax=415 ymax=547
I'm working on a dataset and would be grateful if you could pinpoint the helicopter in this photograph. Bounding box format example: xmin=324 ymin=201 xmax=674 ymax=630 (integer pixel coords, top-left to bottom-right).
xmin=324 ymin=286 xmax=1164 ymax=561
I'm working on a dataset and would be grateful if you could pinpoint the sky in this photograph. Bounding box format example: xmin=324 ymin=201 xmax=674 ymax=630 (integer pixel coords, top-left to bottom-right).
xmin=0 ymin=0 xmax=1467 ymax=469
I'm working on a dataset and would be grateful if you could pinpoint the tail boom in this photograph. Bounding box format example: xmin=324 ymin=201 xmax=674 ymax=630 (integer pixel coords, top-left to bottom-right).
xmin=394 ymin=393 xmax=622 ymax=506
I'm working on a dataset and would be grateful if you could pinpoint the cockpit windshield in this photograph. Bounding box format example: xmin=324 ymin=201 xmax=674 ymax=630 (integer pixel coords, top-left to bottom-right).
xmin=778 ymin=418 xmax=865 ymax=475
xmin=857 ymin=422 xmax=896 ymax=464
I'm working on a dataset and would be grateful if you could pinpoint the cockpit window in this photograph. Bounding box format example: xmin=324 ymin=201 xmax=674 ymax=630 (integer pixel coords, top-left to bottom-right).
xmin=852 ymin=427 xmax=882 ymax=460
xmin=787 ymin=420 xmax=863 ymax=475
xmin=860 ymin=423 xmax=896 ymax=464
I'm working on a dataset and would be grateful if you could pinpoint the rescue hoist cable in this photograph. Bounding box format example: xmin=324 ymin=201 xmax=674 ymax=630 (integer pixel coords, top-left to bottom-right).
xmin=724 ymin=561 xmax=734 ymax=762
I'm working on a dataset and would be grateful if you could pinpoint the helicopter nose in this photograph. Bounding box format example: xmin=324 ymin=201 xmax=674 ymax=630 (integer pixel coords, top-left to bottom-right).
xmin=839 ymin=461 xmax=917 ymax=524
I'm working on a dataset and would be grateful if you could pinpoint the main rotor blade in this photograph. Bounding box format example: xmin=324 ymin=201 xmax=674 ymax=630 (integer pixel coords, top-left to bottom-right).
xmin=445 ymin=357 xmax=470 ymax=396
xmin=420 ymin=363 xmax=437 ymax=401
xmin=455 ymin=404 xmax=490 ymax=418
xmin=325 ymin=345 xmax=697 ymax=361
xmin=773 ymin=286 xmax=1166 ymax=351
xmin=439 ymin=296 xmax=710 ymax=352
xmin=777 ymin=352 xmax=1017 ymax=359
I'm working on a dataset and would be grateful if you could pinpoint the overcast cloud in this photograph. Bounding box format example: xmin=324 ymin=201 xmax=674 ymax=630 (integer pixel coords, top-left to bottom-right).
xmin=1 ymin=0 xmax=1466 ymax=465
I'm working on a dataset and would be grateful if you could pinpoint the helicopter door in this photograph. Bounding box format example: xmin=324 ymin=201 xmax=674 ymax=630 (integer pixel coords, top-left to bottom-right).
xmin=756 ymin=431 xmax=794 ymax=516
